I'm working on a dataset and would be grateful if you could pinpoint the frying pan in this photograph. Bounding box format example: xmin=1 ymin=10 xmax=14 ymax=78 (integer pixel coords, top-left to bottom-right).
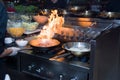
xmin=29 ymin=38 xmax=60 ymax=51
xmin=62 ymin=42 xmax=91 ymax=57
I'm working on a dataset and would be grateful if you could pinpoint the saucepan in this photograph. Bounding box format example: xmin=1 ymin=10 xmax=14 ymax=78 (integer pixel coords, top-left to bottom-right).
xmin=62 ymin=42 xmax=91 ymax=57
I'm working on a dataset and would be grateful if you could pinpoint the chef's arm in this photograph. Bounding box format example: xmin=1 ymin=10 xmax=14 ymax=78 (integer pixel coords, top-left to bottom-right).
xmin=0 ymin=49 xmax=12 ymax=58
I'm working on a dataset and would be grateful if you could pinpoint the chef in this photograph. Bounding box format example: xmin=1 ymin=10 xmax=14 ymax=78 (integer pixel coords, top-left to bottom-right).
xmin=0 ymin=0 xmax=20 ymax=80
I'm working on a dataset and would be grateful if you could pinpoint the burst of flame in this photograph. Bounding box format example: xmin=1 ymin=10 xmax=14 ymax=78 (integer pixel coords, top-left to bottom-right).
xmin=37 ymin=10 xmax=64 ymax=39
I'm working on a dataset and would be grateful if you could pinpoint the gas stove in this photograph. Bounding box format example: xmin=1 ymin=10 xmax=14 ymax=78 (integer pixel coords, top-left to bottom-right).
xmin=18 ymin=46 xmax=90 ymax=80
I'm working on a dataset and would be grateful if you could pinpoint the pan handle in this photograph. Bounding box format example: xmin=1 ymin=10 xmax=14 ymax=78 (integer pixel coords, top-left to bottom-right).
xmin=19 ymin=47 xmax=33 ymax=51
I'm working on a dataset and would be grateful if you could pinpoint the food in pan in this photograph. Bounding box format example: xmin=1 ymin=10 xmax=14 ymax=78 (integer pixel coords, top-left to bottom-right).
xmin=29 ymin=38 xmax=60 ymax=47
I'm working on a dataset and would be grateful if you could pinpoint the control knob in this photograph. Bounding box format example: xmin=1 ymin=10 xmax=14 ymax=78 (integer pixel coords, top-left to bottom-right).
xmin=36 ymin=67 xmax=44 ymax=73
xmin=28 ymin=64 xmax=35 ymax=71
xmin=70 ymin=76 xmax=78 ymax=80
xmin=59 ymin=74 xmax=63 ymax=80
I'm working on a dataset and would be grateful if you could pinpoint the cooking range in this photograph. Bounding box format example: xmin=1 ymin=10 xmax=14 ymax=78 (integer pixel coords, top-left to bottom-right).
xmin=18 ymin=44 xmax=90 ymax=80
xmin=17 ymin=18 xmax=120 ymax=80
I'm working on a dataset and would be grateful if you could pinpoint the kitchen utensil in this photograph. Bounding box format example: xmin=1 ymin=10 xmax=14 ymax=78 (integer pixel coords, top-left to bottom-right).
xmin=68 ymin=6 xmax=86 ymax=13
xmin=62 ymin=42 xmax=91 ymax=57
xmin=15 ymin=39 xmax=28 ymax=47
xmin=99 ymin=11 xmax=120 ymax=18
xmin=29 ymin=38 xmax=60 ymax=50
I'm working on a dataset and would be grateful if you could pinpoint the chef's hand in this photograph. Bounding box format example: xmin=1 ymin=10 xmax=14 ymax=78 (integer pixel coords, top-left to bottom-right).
xmin=0 ymin=48 xmax=13 ymax=58
xmin=8 ymin=47 xmax=21 ymax=56
xmin=0 ymin=47 xmax=20 ymax=58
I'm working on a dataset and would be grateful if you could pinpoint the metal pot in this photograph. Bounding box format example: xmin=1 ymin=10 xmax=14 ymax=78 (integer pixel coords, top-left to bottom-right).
xmin=68 ymin=6 xmax=86 ymax=13
xmin=72 ymin=10 xmax=99 ymax=17
xmin=62 ymin=42 xmax=91 ymax=57
xmin=39 ymin=9 xmax=69 ymax=16
xmin=58 ymin=9 xmax=70 ymax=16
xmin=99 ymin=11 xmax=120 ymax=18
xmin=82 ymin=10 xmax=99 ymax=17
xmin=29 ymin=38 xmax=60 ymax=50
xmin=39 ymin=9 xmax=51 ymax=16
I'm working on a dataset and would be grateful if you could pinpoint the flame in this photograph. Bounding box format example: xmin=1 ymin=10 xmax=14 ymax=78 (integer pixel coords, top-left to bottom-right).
xmin=36 ymin=10 xmax=78 ymax=42
xmin=37 ymin=10 xmax=64 ymax=39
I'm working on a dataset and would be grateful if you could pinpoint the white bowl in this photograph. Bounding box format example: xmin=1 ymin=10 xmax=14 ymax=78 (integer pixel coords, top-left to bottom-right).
xmin=4 ymin=37 xmax=14 ymax=44
xmin=15 ymin=39 xmax=28 ymax=47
